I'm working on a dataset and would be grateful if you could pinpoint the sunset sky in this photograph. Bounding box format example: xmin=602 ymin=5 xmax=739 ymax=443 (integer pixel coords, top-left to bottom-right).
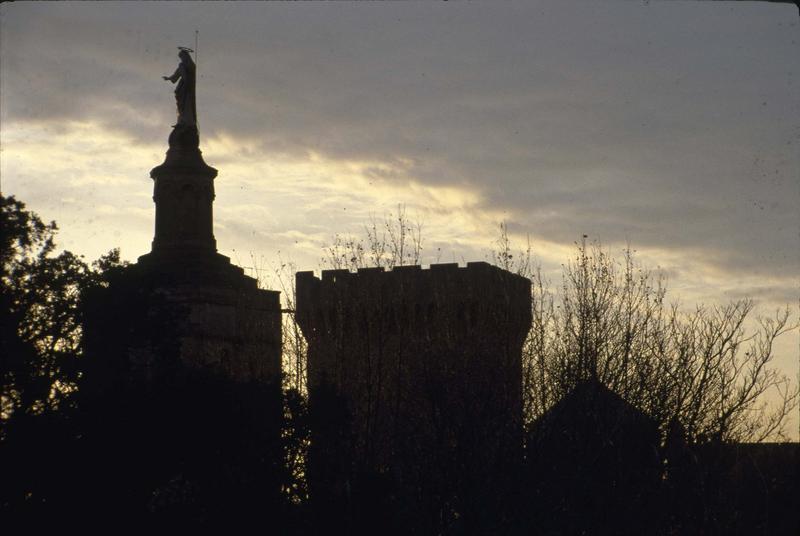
xmin=2 ymin=1 xmax=798 ymax=421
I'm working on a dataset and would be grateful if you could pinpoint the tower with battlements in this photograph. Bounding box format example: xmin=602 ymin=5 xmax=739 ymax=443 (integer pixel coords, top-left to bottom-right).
xmin=296 ymin=261 xmax=531 ymax=529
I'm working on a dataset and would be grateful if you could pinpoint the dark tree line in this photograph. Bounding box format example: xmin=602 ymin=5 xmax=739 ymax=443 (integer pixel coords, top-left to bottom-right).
xmin=0 ymin=196 xmax=301 ymax=531
xmin=2 ymin=197 xmax=798 ymax=534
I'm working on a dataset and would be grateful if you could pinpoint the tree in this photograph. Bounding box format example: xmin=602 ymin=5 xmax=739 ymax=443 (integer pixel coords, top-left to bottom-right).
xmin=1 ymin=194 xmax=124 ymax=426
xmin=246 ymin=215 xmax=797 ymax=533
xmin=321 ymin=205 xmax=424 ymax=273
xmin=317 ymin=218 xmax=798 ymax=444
xmin=508 ymin=233 xmax=799 ymax=444
xmin=493 ymin=226 xmax=799 ymax=533
xmin=1 ymin=194 xmax=127 ymax=521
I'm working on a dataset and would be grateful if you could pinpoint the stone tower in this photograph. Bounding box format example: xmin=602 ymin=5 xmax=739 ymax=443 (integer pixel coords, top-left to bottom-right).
xmin=295 ymin=262 xmax=531 ymax=528
xmin=76 ymin=52 xmax=286 ymax=525
xmin=129 ymin=123 xmax=282 ymax=383
xmin=83 ymin=123 xmax=281 ymax=386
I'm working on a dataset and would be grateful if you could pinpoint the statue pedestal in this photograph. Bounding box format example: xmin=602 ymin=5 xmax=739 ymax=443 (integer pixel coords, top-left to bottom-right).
xmin=76 ymin=60 xmax=285 ymax=522
xmin=147 ymin=125 xmax=217 ymax=257
xmin=84 ymin=125 xmax=282 ymax=387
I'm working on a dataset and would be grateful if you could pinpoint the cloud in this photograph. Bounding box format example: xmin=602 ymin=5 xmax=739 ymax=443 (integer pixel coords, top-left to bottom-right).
xmin=1 ymin=1 xmax=797 ymax=308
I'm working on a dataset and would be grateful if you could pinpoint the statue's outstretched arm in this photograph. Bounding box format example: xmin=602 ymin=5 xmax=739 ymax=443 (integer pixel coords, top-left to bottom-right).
xmin=163 ymin=68 xmax=181 ymax=83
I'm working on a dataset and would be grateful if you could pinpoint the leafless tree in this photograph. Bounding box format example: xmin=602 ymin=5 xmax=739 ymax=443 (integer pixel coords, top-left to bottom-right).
xmin=506 ymin=231 xmax=799 ymax=444
xmin=239 ymin=252 xmax=309 ymax=504
xmin=322 ymin=205 xmax=424 ymax=271
xmin=252 ymin=215 xmax=796 ymax=495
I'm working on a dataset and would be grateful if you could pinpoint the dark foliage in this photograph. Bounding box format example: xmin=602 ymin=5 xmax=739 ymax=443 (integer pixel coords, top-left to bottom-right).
xmin=525 ymin=379 xmax=663 ymax=534
xmin=1 ymin=196 xmax=797 ymax=534
xmin=0 ymin=196 xmax=294 ymax=530
xmin=1 ymin=195 xmax=121 ymax=424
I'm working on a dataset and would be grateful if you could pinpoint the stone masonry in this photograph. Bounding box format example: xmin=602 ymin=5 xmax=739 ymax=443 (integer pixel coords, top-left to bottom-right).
xmin=296 ymin=262 xmax=531 ymax=504
xmin=84 ymin=124 xmax=281 ymax=386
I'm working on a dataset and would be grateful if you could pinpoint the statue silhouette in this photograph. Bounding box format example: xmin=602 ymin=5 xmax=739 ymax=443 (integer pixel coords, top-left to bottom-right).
xmin=163 ymin=47 xmax=196 ymax=127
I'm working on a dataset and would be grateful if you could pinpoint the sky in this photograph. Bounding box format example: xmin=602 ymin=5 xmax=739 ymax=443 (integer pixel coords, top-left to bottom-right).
xmin=2 ymin=2 xmax=798 ymax=430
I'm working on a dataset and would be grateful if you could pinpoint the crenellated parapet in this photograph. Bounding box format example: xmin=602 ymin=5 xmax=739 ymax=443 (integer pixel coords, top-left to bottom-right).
xmin=297 ymin=261 xmax=530 ymax=390
xmin=296 ymin=261 xmax=531 ymax=510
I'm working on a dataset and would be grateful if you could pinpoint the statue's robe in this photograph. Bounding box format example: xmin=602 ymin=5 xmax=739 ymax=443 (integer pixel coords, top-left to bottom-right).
xmin=167 ymin=56 xmax=196 ymax=127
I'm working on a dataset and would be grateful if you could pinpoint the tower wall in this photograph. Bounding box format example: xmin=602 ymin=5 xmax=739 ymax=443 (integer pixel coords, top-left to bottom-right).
xmin=296 ymin=261 xmax=531 ymax=526
xmin=84 ymin=265 xmax=281 ymax=386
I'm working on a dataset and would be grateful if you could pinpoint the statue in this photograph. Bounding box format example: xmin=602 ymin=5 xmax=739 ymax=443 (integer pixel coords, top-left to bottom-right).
xmin=163 ymin=47 xmax=197 ymax=127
